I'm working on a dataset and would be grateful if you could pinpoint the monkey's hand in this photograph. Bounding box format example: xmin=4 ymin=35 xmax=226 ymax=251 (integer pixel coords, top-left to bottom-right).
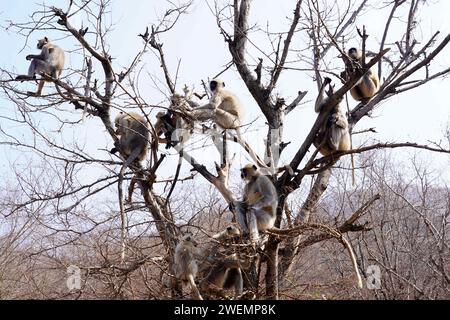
xmin=229 ymin=200 xmax=247 ymax=213
xmin=110 ymin=147 xmax=118 ymax=155
xmin=26 ymin=55 xmax=33 ymax=61
xmin=332 ymin=113 xmax=348 ymax=129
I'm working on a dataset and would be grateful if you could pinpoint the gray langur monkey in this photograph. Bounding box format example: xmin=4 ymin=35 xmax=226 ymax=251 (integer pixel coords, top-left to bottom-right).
xmin=188 ymin=80 xmax=270 ymax=170
xmin=174 ymin=233 xmax=203 ymax=300
xmin=190 ymin=79 xmax=244 ymax=130
xmin=110 ymin=112 xmax=149 ymax=262
xmin=346 ymin=47 xmax=380 ymax=103
xmin=233 ymin=164 xmax=278 ymax=246
xmin=153 ymin=93 xmax=195 ymax=149
xmin=199 ymin=225 xmax=244 ymax=299
xmin=16 ymin=37 xmax=65 ymax=96
xmin=313 ymin=77 xmax=351 ymax=156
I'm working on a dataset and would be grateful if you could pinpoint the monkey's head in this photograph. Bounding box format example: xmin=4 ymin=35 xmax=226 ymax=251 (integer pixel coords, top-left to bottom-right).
xmin=240 ymin=163 xmax=259 ymax=181
xmin=114 ymin=112 xmax=127 ymax=135
xmin=180 ymin=233 xmax=198 ymax=247
xmin=37 ymin=37 xmax=49 ymax=49
xmin=156 ymin=111 xmax=166 ymax=119
xmin=209 ymin=79 xmax=225 ymax=93
xmin=348 ymin=47 xmax=362 ymax=61
xmin=225 ymin=225 xmax=241 ymax=237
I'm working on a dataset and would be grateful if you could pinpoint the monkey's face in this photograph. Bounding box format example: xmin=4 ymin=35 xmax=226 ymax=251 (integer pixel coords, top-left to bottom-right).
xmin=37 ymin=37 xmax=49 ymax=49
xmin=181 ymin=234 xmax=198 ymax=247
xmin=226 ymin=225 xmax=241 ymax=237
xmin=114 ymin=113 xmax=127 ymax=135
xmin=240 ymin=164 xmax=257 ymax=181
xmin=209 ymin=79 xmax=225 ymax=92
xmin=348 ymin=48 xmax=361 ymax=61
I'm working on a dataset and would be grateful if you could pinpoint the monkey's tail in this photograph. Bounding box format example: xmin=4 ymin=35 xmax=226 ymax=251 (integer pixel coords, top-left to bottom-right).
xmin=116 ymin=149 xmax=141 ymax=263
xmin=340 ymin=235 xmax=363 ymax=289
xmin=118 ymin=165 xmax=126 ymax=263
xmin=232 ymin=130 xmax=268 ymax=170
xmin=165 ymin=152 xmax=183 ymax=206
xmin=351 ymin=151 xmax=356 ymax=187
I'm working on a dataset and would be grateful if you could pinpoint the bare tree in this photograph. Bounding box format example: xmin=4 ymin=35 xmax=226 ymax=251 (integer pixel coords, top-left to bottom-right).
xmin=0 ymin=0 xmax=449 ymax=299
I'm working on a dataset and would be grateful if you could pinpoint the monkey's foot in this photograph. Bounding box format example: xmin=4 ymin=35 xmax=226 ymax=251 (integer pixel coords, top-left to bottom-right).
xmin=26 ymin=91 xmax=40 ymax=97
xmin=15 ymin=75 xmax=33 ymax=82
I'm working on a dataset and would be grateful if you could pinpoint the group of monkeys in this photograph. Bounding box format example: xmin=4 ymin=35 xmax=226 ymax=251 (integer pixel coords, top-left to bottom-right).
xmin=17 ymin=37 xmax=380 ymax=299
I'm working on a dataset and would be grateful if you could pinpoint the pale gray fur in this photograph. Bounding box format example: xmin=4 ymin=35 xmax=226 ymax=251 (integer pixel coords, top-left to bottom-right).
xmin=27 ymin=37 xmax=65 ymax=78
xmin=17 ymin=37 xmax=65 ymax=96
xmin=235 ymin=165 xmax=277 ymax=245
xmin=313 ymin=78 xmax=350 ymax=155
xmin=190 ymin=79 xmax=244 ymax=130
xmin=174 ymin=234 xmax=203 ymax=300
xmin=111 ymin=112 xmax=149 ymax=262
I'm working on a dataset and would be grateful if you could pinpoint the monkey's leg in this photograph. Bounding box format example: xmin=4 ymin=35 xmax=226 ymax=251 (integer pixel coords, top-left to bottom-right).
xmin=191 ymin=107 xmax=215 ymax=122
xmin=126 ymin=176 xmax=137 ymax=203
xmin=362 ymin=73 xmax=378 ymax=94
xmin=27 ymin=59 xmax=38 ymax=78
xmin=234 ymin=203 xmax=249 ymax=234
xmin=16 ymin=60 xmax=37 ymax=82
xmin=329 ymin=124 xmax=343 ymax=151
xmin=15 ymin=75 xmax=34 ymax=81
xmin=187 ymin=274 xmax=203 ymax=300
xmin=29 ymin=79 xmax=45 ymax=97
xmin=247 ymin=209 xmax=260 ymax=246
xmin=214 ymin=109 xmax=240 ymax=129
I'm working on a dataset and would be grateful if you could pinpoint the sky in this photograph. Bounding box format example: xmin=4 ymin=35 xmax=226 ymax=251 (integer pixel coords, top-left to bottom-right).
xmin=1 ymin=0 xmax=450 ymax=194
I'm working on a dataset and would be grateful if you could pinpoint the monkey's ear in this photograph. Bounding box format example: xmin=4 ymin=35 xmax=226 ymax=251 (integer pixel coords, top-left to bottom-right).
xmin=222 ymin=82 xmax=225 ymax=87
xmin=44 ymin=37 xmax=48 ymax=42
xmin=252 ymin=164 xmax=257 ymax=171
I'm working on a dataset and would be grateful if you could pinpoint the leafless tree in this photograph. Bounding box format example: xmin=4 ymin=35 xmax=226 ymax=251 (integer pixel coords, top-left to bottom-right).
xmin=0 ymin=0 xmax=449 ymax=299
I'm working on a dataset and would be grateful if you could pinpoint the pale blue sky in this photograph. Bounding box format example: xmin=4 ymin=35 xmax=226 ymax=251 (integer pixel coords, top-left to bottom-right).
xmin=1 ymin=0 xmax=450 ymax=189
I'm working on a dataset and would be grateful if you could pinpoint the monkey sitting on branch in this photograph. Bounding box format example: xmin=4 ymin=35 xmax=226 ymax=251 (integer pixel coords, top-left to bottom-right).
xmin=189 ymin=79 xmax=245 ymax=130
xmin=342 ymin=47 xmax=380 ymax=104
xmin=232 ymin=164 xmax=278 ymax=247
xmin=153 ymin=92 xmax=196 ymax=150
xmin=16 ymin=37 xmax=65 ymax=97
xmin=110 ymin=111 xmax=149 ymax=262
xmin=174 ymin=233 xmax=203 ymax=300
xmin=313 ymin=77 xmax=351 ymax=157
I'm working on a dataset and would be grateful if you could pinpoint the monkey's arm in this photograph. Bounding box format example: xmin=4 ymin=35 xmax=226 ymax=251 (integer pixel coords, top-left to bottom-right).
xmin=196 ymin=94 xmax=223 ymax=110
xmin=26 ymin=48 xmax=48 ymax=61
xmin=333 ymin=112 xmax=348 ymax=129
xmin=314 ymin=77 xmax=332 ymax=113
xmin=251 ymin=177 xmax=277 ymax=210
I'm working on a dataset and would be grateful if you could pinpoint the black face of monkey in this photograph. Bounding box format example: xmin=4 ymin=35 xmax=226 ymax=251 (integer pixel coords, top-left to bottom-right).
xmin=183 ymin=235 xmax=198 ymax=246
xmin=240 ymin=164 xmax=257 ymax=180
xmin=210 ymin=80 xmax=218 ymax=92
xmin=37 ymin=37 xmax=49 ymax=49
xmin=348 ymin=47 xmax=359 ymax=60
xmin=210 ymin=80 xmax=225 ymax=92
